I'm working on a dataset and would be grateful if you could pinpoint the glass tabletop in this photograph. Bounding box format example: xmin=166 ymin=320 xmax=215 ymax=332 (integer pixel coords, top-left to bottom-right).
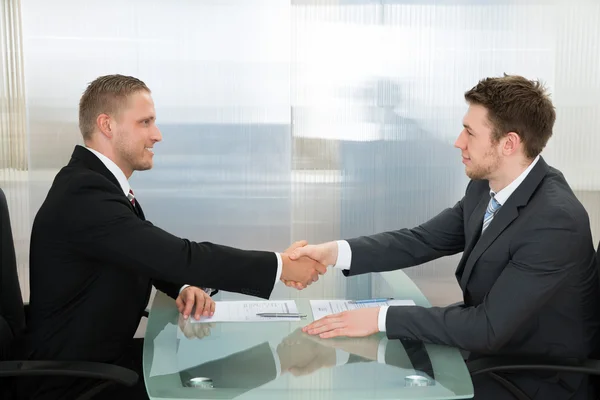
xmin=143 ymin=270 xmax=474 ymax=399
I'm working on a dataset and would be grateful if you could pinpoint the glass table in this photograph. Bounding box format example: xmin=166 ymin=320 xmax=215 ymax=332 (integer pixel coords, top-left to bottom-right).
xmin=144 ymin=270 xmax=474 ymax=399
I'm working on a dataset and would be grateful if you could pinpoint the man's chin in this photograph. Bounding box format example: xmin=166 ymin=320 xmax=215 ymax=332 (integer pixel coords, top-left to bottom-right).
xmin=465 ymin=168 xmax=483 ymax=180
xmin=134 ymin=163 xmax=153 ymax=172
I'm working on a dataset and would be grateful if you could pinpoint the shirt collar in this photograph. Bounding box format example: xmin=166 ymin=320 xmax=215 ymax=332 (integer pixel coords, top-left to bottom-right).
xmin=84 ymin=146 xmax=131 ymax=196
xmin=491 ymin=155 xmax=540 ymax=205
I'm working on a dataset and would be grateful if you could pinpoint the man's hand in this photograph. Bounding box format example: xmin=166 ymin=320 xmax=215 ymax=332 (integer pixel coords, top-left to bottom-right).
xmin=290 ymin=241 xmax=339 ymax=266
xmin=176 ymin=286 xmax=215 ymax=320
xmin=282 ymin=241 xmax=338 ymax=289
xmin=302 ymin=308 xmax=380 ymax=339
xmin=280 ymin=240 xmax=327 ymax=288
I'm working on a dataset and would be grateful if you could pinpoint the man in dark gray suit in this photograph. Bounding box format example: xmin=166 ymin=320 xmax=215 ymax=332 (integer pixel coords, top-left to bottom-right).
xmin=287 ymin=75 xmax=600 ymax=399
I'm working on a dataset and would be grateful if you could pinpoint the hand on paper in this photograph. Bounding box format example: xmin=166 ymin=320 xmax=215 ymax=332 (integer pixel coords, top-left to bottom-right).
xmin=303 ymin=307 xmax=380 ymax=339
xmin=176 ymin=285 xmax=215 ymax=320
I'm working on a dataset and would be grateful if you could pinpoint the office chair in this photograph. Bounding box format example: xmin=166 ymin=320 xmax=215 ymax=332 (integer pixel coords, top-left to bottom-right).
xmin=466 ymin=241 xmax=600 ymax=400
xmin=0 ymin=187 xmax=140 ymax=399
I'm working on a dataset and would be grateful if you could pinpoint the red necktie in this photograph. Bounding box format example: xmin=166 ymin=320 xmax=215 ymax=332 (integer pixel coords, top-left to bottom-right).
xmin=127 ymin=189 xmax=136 ymax=207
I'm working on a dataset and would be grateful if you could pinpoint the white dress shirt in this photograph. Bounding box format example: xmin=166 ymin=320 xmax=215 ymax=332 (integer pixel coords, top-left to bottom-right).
xmin=83 ymin=147 xmax=282 ymax=295
xmin=333 ymin=155 xmax=540 ymax=333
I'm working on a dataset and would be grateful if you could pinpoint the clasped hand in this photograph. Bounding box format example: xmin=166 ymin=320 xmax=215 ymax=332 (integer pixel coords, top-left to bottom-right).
xmin=280 ymin=241 xmax=338 ymax=289
xmin=280 ymin=240 xmax=328 ymax=288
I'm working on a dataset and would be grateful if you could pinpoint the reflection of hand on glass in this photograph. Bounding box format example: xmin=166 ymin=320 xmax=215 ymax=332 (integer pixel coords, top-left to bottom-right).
xmin=276 ymin=328 xmax=336 ymax=376
xmin=307 ymin=334 xmax=383 ymax=361
xmin=178 ymin=314 xmax=215 ymax=339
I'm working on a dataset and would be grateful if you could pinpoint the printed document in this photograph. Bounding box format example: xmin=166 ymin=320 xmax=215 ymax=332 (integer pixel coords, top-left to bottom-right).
xmin=190 ymin=300 xmax=300 ymax=323
xmin=310 ymin=299 xmax=415 ymax=321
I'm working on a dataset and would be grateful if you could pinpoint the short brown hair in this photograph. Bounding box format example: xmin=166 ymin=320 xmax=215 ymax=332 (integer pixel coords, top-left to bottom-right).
xmin=79 ymin=74 xmax=150 ymax=140
xmin=464 ymin=74 xmax=556 ymax=159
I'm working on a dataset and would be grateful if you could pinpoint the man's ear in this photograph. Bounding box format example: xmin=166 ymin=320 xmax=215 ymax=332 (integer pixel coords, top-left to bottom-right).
xmin=502 ymin=131 xmax=521 ymax=156
xmin=96 ymin=114 xmax=113 ymax=138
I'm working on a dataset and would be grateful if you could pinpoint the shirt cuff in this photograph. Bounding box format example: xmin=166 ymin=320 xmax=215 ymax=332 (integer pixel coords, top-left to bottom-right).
xmin=333 ymin=240 xmax=352 ymax=270
xmin=377 ymin=336 xmax=389 ymax=364
xmin=335 ymin=349 xmax=350 ymax=366
xmin=179 ymin=285 xmax=190 ymax=294
xmin=378 ymin=305 xmax=389 ymax=332
xmin=179 ymin=285 xmax=213 ymax=295
xmin=274 ymin=252 xmax=283 ymax=284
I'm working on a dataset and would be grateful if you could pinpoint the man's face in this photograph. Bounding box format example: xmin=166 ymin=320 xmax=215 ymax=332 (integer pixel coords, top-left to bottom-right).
xmin=111 ymin=91 xmax=161 ymax=176
xmin=454 ymin=104 xmax=502 ymax=181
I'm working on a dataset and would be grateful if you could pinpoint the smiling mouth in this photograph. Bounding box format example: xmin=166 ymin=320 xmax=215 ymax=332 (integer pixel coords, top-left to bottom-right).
xmin=145 ymin=148 xmax=154 ymax=155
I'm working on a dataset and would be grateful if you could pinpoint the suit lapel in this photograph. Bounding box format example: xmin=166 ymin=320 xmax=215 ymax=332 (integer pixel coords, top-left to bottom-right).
xmin=455 ymin=194 xmax=488 ymax=289
xmin=459 ymin=201 xmax=519 ymax=289
xmin=134 ymin=200 xmax=146 ymax=221
xmin=459 ymin=157 xmax=550 ymax=289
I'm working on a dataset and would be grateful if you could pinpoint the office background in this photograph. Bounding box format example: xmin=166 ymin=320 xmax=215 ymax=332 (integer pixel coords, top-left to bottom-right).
xmin=2 ymin=0 xmax=600 ymax=310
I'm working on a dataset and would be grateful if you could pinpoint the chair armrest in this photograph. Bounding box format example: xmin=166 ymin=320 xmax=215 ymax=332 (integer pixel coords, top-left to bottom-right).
xmin=0 ymin=360 xmax=139 ymax=387
xmin=467 ymin=356 xmax=600 ymax=377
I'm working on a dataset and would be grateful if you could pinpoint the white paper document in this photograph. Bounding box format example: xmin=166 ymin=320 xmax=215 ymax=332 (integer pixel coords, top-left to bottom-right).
xmin=310 ymin=299 xmax=416 ymax=321
xmin=190 ymin=300 xmax=301 ymax=323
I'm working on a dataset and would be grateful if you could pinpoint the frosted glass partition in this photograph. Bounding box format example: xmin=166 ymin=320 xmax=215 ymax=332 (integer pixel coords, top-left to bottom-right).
xmin=17 ymin=0 xmax=600 ymax=302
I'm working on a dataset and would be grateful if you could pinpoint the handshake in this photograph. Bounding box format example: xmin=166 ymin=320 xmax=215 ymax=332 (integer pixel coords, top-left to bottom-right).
xmin=279 ymin=240 xmax=338 ymax=289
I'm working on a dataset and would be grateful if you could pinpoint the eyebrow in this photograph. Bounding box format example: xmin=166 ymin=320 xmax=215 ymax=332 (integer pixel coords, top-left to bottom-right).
xmin=139 ymin=116 xmax=156 ymax=122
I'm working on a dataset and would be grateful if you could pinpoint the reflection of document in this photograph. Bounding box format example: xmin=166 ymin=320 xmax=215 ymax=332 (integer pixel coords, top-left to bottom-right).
xmin=190 ymin=300 xmax=300 ymax=323
xmin=310 ymin=299 xmax=416 ymax=320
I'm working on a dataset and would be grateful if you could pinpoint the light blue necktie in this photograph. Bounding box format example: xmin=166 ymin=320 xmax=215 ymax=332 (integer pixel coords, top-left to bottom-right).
xmin=482 ymin=194 xmax=501 ymax=233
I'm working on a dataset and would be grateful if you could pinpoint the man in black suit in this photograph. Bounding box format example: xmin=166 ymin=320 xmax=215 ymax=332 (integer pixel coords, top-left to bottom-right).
xmin=23 ymin=74 xmax=325 ymax=399
xmin=288 ymin=75 xmax=600 ymax=399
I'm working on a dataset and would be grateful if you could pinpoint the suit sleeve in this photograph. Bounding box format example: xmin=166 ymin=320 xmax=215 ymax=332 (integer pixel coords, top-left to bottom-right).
xmin=62 ymin=176 xmax=278 ymax=299
xmin=345 ymin=195 xmax=466 ymax=276
xmin=383 ymin=207 xmax=590 ymax=354
xmin=152 ymin=280 xmax=183 ymax=300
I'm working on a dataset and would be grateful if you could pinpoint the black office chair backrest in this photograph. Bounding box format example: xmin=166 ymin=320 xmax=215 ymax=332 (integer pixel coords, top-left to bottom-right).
xmin=0 ymin=188 xmax=25 ymax=361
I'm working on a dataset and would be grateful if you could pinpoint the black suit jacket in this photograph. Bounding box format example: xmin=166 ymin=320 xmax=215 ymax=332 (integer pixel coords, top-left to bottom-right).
xmin=345 ymin=157 xmax=600 ymax=398
xmin=24 ymin=145 xmax=279 ymax=397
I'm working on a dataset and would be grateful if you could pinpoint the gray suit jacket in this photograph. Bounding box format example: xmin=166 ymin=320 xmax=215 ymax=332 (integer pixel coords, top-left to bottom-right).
xmin=344 ymin=157 xmax=600 ymax=399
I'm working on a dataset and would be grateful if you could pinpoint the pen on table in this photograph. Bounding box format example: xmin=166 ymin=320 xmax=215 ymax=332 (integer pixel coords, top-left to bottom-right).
xmin=350 ymin=298 xmax=394 ymax=304
xmin=256 ymin=313 xmax=307 ymax=318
